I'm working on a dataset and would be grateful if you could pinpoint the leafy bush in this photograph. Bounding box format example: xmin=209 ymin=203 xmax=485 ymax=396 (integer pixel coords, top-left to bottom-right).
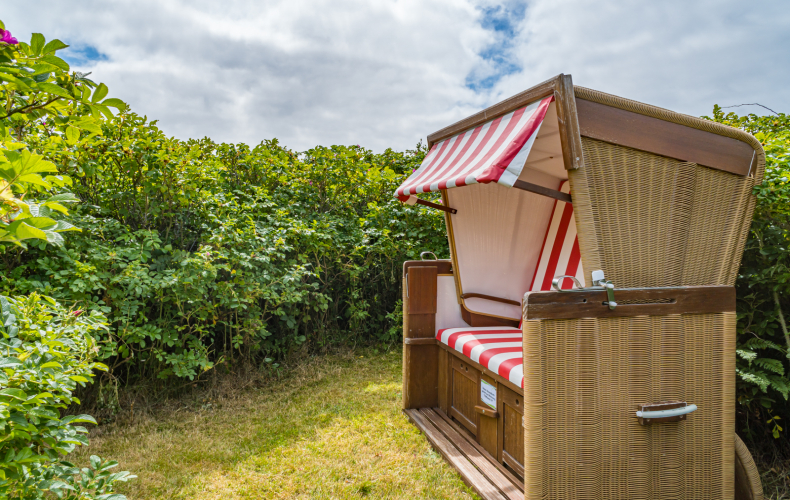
xmin=0 ymin=294 xmax=134 ymax=498
xmin=705 ymin=106 xmax=790 ymax=440
xmin=5 ymin=123 xmax=447 ymax=381
xmin=0 ymin=24 xmax=133 ymax=498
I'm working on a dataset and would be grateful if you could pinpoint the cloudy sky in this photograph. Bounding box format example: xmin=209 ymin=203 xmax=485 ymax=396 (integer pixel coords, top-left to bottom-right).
xmin=5 ymin=1 xmax=789 ymax=152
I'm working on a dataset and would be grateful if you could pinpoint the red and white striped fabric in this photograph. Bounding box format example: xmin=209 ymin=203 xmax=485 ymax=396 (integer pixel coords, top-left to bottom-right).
xmin=530 ymin=181 xmax=584 ymax=291
xmin=437 ymin=327 xmax=524 ymax=388
xmin=395 ymin=96 xmax=554 ymax=199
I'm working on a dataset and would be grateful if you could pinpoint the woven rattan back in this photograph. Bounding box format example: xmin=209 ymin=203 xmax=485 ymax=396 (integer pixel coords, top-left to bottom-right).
xmin=569 ymin=139 xmax=756 ymax=288
xmin=569 ymin=87 xmax=763 ymax=288
xmin=523 ymin=312 xmax=736 ymax=500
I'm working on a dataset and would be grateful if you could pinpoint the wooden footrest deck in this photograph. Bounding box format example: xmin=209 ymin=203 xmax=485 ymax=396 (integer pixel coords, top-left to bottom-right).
xmin=404 ymin=408 xmax=523 ymax=500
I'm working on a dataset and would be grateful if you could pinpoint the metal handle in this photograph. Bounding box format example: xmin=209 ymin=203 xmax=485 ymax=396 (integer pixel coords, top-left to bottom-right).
xmin=636 ymin=404 xmax=697 ymax=419
xmin=552 ymin=275 xmax=583 ymax=291
xmin=420 ymin=251 xmax=437 ymax=261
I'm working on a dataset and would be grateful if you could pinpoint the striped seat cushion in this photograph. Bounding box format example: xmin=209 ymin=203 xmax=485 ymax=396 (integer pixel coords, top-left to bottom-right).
xmin=530 ymin=180 xmax=584 ymax=291
xmin=437 ymin=327 xmax=524 ymax=388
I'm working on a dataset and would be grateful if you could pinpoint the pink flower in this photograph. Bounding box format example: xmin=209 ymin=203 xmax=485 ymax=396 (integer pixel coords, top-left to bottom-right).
xmin=0 ymin=30 xmax=18 ymax=45
xmin=73 ymin=310 xmax=83 ymax=317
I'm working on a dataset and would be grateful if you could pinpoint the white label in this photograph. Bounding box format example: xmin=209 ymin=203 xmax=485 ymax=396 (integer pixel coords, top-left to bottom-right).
xmin=481 ymin=380 xmax=497 ymax=410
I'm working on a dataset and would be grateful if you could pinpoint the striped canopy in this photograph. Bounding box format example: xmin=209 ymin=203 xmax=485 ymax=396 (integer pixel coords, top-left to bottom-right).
xmin=396 ymin=95 xmax=554 ymax=199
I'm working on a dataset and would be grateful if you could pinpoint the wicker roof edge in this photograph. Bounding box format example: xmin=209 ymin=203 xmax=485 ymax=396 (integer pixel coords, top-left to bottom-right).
xmin=574 ymin=86 xmax=766 ymax=181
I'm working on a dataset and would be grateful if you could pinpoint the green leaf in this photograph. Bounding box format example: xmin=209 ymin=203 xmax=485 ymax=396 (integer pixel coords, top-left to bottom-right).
xmin=92 ymin=83 xmax=109 ymax=103
xmin=0 ymin=388 xmax=27 ymax=400
xmin=53 ymin=220 xmax=80 ymax=232
xmin=35 ymin=82 xmax=72 ymax=99
xmin=69 ymin=414 xmax=98 ymax=425
xmin=45 ymin=193 xmax=80 ymax=203
xmin=41 ymin=39 xmax=69 ymax=54
xmin=0 ymin=357 xmax=22 ymax=368
xmin=45 ymin=230 xmax=64 ymax=246
xmin=101 ymin=98 xmax=127 ymax=110
xmin=0 ymin=72 xmax=31 ymax=90
xmin=17 ymin=173 xmax=52 ymax=188
xmin=65 ymin=126 xmax=80 ymax=145
xmin=42 ymin=202 xmax=68 ymax=214
xmin=96 ymin=494 xmax=127 ymax=500
xmin=39 ymin=361 xmax=62 ymax=369
xmin=69 ymin=375 xmax=90 ymax=383
xmin=7 ymin=221 xmax=48 ymax=241
xmin=71 ymin=117 xmax=102 ymax=135
xmin=30 ymin=33 xmax=45 ymax=56
xmin=16 ymin=217 xmax=57 ymax=230
xmin=40 ymin=54 xmax=70 ymax=71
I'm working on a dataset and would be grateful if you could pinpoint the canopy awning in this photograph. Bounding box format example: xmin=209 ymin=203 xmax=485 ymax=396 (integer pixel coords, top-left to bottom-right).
xmin=396 ymin=95 xmax=554 ymax=199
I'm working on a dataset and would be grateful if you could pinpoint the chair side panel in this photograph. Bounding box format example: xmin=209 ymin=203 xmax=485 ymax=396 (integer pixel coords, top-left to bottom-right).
xmin=523 ymin=312 xmax=735 ymax=500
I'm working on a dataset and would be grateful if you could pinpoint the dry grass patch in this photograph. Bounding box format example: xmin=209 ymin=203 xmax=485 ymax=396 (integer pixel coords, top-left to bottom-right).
xmin=73 ymin=349 xmax=478 ymax=499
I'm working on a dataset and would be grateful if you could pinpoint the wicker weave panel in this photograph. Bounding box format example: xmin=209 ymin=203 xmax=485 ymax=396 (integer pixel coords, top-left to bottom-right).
xmin=523 ymin=312 xmax=735 ymax=500
xmin=570 ymin=138 xmax=755 ymax=288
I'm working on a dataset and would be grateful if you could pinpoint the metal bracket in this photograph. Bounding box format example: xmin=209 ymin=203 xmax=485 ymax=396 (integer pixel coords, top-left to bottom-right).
xmin=552 ymin=270 xmax=617 ymax=310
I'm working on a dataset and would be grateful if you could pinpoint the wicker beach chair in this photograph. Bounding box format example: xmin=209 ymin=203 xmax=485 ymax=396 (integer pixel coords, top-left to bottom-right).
xmin=398 ymin=75 xmax=764 ymax=500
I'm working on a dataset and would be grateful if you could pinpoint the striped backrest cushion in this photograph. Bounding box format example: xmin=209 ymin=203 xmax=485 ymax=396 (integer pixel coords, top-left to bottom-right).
xmin=529 ymin=181 xmax=585 ymax=291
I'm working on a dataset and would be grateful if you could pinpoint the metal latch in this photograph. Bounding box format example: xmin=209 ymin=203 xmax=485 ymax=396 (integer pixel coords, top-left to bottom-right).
xmin=552 ymin=269 xmax=617 ymax=310
xmin=592 ymin=270 xmax=617 ymax=310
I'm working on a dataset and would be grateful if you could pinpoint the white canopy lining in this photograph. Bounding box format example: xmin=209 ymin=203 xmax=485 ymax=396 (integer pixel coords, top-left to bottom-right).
xmin=395 ymin=96 xmax=555 ymax=199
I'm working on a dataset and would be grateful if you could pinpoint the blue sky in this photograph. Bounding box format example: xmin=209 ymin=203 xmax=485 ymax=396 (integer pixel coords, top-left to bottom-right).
xmin=60 ymin=45 xmax=108 ymax=67
xmin=4 ymin=0 xmax=789 ymax=152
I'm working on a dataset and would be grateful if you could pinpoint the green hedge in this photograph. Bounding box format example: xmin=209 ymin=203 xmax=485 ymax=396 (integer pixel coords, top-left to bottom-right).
xmin=4 ymin=111 xmax=448 ymax=381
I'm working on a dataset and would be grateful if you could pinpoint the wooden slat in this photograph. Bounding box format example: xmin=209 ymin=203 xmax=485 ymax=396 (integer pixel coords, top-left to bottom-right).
xmin=406 ymin=313 xmax=435 ymax=338
xmin=461 ymin=293 xmax=521 ymax=307
xmin=421 ymin=408 xmax=523 ymax=500
xmin=555 ymin=74 xmax=585 ymax=170
xmin=523 ymin=285 xmax=736 ymax=320
xmin=407 ymin=266 xmax=437 ymax=315
xmin=404 ymin=409 xmax=508 ymax=500
xmin=433 ymin=408 xmax=524 ymax=491
xmin=438 ymin=347 xmax=449 ymax=414
xmin=475 ymin=405 xmax=499 ymax=418
xmin=403 ymin=344 xmax=438 ymax=409
xmin=414 ymin=198 xmax=457 ymax=214
xmin=513 ymin=179 xmax=572 ymax=202
xmin=403 ymin=260 xmax=452 ymax=278
xmin=427 ymin=75 xmax=560 ymax=148
xmin=502 ymin=450 xmax=525 ymax=479
xmin=576 ymin=98 xmax=754 ymax=176
xmin=461 ymin=306 xmax=520 ymax=328
xmin=403 ymin=337 xmax=437 ymax=345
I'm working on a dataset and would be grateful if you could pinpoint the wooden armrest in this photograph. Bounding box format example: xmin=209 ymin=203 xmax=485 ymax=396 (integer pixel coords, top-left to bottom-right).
xmin=461 ymin=293 xmax=520 ymax=307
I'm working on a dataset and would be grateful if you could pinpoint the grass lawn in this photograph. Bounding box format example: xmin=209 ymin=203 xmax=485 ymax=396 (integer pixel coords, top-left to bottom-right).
xmin=73 ymin=349 xmax=479 ymax=499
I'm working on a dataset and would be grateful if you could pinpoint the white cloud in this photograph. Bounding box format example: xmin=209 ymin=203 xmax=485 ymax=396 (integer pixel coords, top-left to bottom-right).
xmin=492 ymin=0 xmax=790 ymax=120
xmin=4 ymin=1 xmax=789 ymax=152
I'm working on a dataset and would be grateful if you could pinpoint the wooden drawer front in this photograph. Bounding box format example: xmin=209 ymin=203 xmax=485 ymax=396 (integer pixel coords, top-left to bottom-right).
xmin=500 ymin=385 xmax=525 ymax=478
xmin=451 ymin=356 xmax=479 ymax=435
